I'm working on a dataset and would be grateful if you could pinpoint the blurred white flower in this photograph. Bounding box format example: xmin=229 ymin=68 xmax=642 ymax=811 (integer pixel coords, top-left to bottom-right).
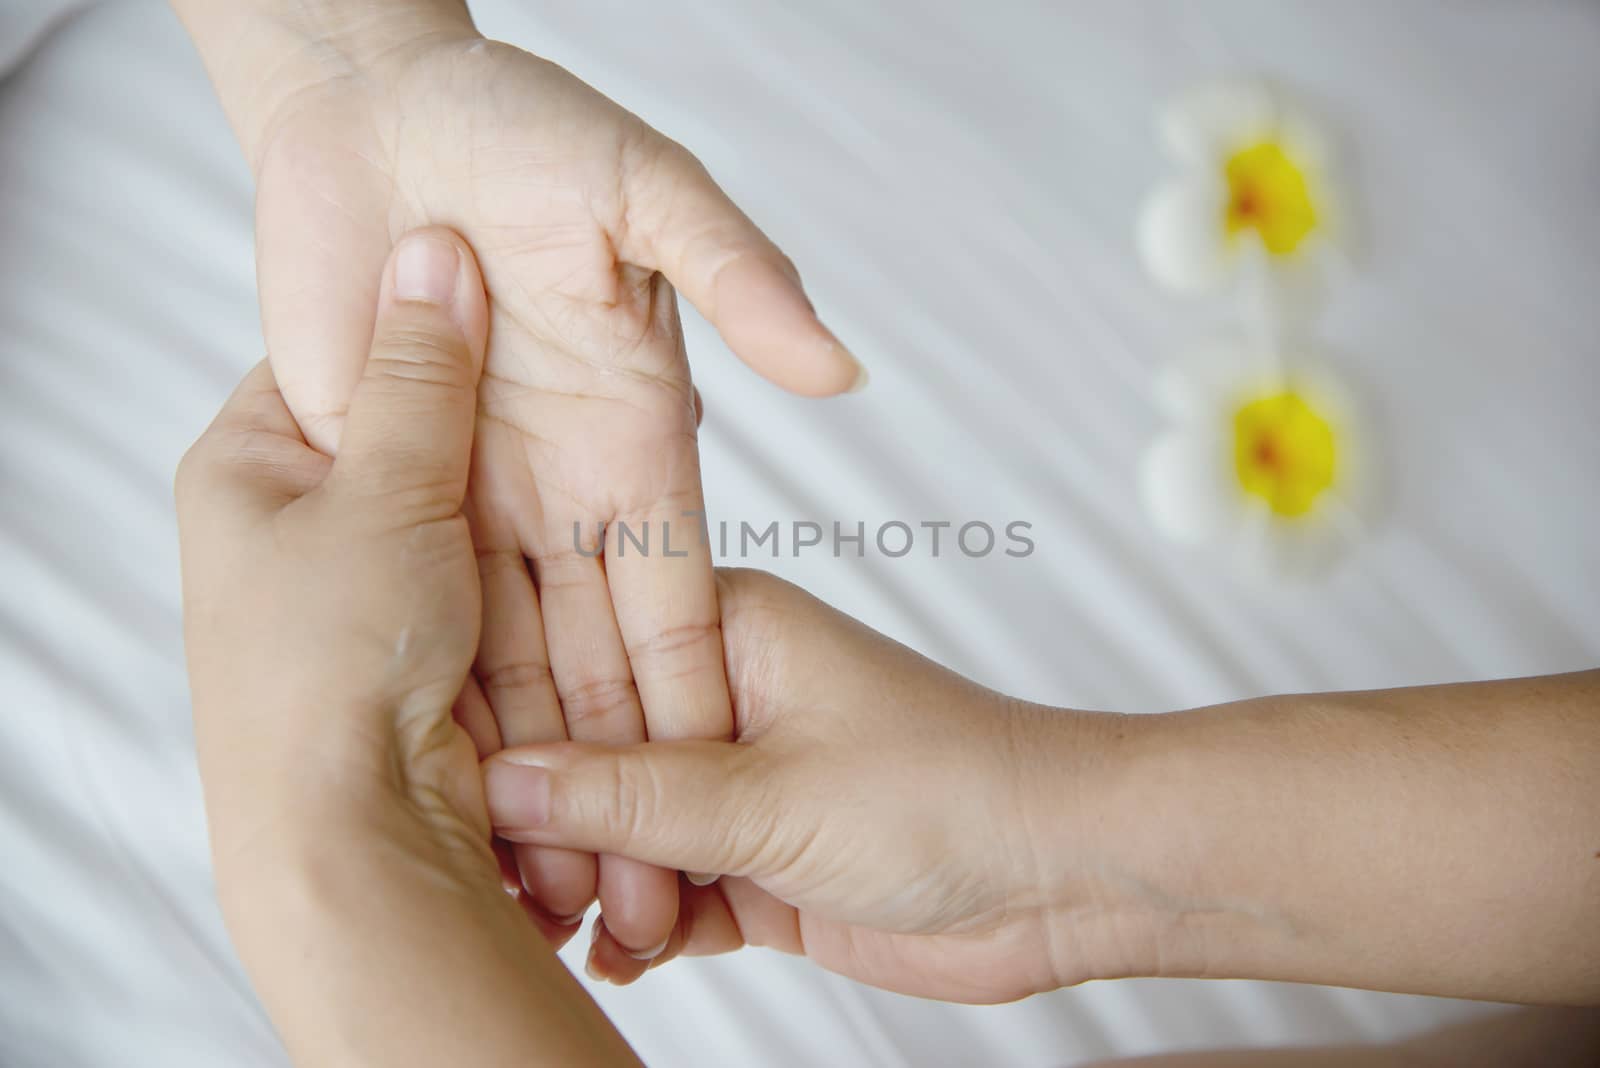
xmin=1139 ymin=337 xmax=1374 ymax=578
xmin=1137 ymin=81 xmax=1345 ymax=295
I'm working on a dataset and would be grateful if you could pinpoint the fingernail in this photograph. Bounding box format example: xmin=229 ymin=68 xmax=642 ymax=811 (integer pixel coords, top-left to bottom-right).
xmin=484 ymin=761 xmax=550 ymax=829
xmin=584 ymin=919 xmax=607 ymax=982
xmin=624 ymin=936 xmax=669 ymax=962
xmin=821 ymin=330 xmax=868 ymax=394
xmin=554 ymin=910 xmax=588 ymax=927
xmin=846 ymin=360 xmax=870 ymax=393
xmin=392 ymin=233 xmax=461 ymax=307
xmin=685 ymin=872 xmax=719 ymax=887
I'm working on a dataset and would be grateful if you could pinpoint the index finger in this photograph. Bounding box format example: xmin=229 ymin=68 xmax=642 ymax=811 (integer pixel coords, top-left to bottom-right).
xmin=176 ymin=359 xmax=326 ymax=515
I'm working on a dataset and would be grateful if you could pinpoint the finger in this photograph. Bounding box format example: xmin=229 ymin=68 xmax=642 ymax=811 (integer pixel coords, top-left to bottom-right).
xmin=596 ymin=855 xmax=677 ymax=963
xmin=529 ymin=533 xmax=680 ymax=958
xmin=466 ymin=471 xmax=567 ymax=752
xmin=493 ymin=837 xmax=524 ymax=894
xmin=328 ymin=227 xmax=489 ymax=521
xmin=471 ymin=505 xmax=598 ymax=918
xmin=607 ymin=496 xmax=729 ymax=739
xmin=177 ymin=360 xmax=330 ymax=520
xmin=617 ymin=143 xmax=866 ymax=396
xmin=606 ymin=288 xmax=732 ymax=746
xmin=599 ymin=877 xmax=778 ymax=982
xmin=513 ymin=890 xmax=584 ymax=952
xmin=484 ymin=740 xmax=771 ymax=879
xmin=581 ymin=915 xmax=639 ymax=986
xmin=464 ymin=425 xmax=600 ymax=921
xmin=657 ymin=877 xmax=745 ymax=964
xmin=692 ymin=385 xmax=704 ymax=429
xmin=531 ymin=539 xmax=646 ymax=746
xmin=450 ymin=674 xmax=501 ymax=759
xmin=495 ymin=840 xmax=587 ymax=945
xmin=587 ymin=916 xmax=650 ymax=986
xmin=716 ymin=876 xmax=804 ymax=955
xmin=207 ymin=359 xmax=306 ymax=440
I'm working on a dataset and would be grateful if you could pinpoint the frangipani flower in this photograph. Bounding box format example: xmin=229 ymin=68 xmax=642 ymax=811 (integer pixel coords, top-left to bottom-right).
xmin=1140 ymin=337 xmax=1374 ymax=577
xmin=1138 ymin=81 xmax=1345 ymax=295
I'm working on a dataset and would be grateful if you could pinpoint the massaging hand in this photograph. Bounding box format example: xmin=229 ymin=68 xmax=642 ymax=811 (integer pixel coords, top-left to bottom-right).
xmin=178 ymin=229 xmax=638 ymax=1065
xmin=482 ymin=568 xmax=1113 ymax=1004
xmin=485 ymin=570 xmax=1600 ymax=1008
xmin=179 ymin=228 xmax=498 ymax=909
xmin=174 ymin=0 xmax=863 ymax=958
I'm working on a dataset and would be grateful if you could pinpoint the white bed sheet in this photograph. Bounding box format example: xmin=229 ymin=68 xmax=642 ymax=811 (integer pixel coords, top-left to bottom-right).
xmin=1 ymin=1 xmax=1595 ymax=1065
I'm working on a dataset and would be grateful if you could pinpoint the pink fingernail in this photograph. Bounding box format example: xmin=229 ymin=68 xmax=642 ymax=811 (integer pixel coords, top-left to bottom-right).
xmin=392 ymin=233 xmax=460 ymax=307
xmin=624 ymin=937 xmax=669 ymax=962
xmin=485 ymin=761 xmax=550 ymax=829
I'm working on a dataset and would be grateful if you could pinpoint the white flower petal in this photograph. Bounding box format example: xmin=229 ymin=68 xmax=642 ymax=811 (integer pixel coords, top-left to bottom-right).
xmin=1136 ymin=177 xmax=1232 ymax=293
xmin=1139 ymin=429 xmax=1240 ymax=544
xmin=1158 ymin=79 xmax=1276 ymax=165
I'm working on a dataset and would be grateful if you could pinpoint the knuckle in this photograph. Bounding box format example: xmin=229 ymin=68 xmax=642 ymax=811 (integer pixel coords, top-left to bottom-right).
xmin=625 ymin=619 xmax=721 ymax=665
xmin=710 ymin=747 xmax=785 ymax=874
xmin=477 ymin=657 xmax=552 ymax=698
xmin=606 ymin=753 xmax=663 ymax=845
xmin=367 ymin=328 xmax=475 ymax=392
xmin=340 ymin=468 xmax=462 ymax=524
xmin=559 ymin=675 xmax=639 ymax=734
xmin=530 ymin=546 xmax=599 ymax=589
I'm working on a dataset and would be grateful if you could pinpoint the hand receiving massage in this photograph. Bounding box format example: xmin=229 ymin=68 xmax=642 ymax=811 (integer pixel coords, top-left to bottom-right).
xmin=170 ymin=0 xmax=865 ymax=961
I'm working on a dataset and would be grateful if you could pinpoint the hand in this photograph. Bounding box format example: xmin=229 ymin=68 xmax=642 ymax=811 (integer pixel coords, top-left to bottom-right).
xmin=481 ymin=569 xmax=1139 ymax=1003
xmin=178 ymin=227 xmax=637 ymax=1066
xmin=487 ymin=569 xmax=1600 ymax=1006
xmin=179 ymin=227 xmax=496 ymax=904
xmin=244 ymin=15 xmax=865 ymax=957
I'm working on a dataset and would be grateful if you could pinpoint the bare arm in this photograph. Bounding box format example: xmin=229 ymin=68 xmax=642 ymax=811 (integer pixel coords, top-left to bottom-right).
xmin=1097 ymin=1006 xmax=1600 ymax=1067
xmin=1059 ymin=669 xmax=1600 ymax=1003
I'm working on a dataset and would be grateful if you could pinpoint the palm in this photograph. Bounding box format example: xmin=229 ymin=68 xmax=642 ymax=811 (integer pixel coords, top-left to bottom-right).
xmin=252 ymin=36 xmax=855 ymax=948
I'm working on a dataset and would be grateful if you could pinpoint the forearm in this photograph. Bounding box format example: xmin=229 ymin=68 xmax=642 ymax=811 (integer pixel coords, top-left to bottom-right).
xmin=218 ymin=801 xmax=638 ymax=1067
xmin=1099 ymin=1007 xmax=1600 ymax=1067
xmin=168 ymin=0 xmax=475 ymax=164
xmin=1050 ymin=670 xmax=1600 ymax=1002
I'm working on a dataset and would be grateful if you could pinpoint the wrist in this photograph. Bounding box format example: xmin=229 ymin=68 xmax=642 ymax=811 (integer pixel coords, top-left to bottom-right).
xmin=1012 ymin=702 xmax=1272 ymax=988
xmin=212 ymin=775 xmax=496 ymax=925
xmin=172 ymin=0 xmax=480 ymax=168
xmin=200 ymin=705 xmax=492 ymax=904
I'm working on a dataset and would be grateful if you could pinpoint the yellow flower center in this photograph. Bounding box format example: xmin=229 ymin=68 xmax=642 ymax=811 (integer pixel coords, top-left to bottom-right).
xmin=1233 ymin=390 xmax=1336 ymax=518
xmin=1223 ymin=141 xmax=1317 ymax=255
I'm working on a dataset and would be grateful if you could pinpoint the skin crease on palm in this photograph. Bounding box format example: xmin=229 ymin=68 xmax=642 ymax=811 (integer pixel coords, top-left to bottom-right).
xmin=249 ymin=30 xmax=865 ymax=956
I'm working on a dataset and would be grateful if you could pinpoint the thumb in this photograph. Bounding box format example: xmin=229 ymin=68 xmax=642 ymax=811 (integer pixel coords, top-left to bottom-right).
xmin=483 ymin=742 xmax=777 ymax=878
xmin=329 ymin=227 xmax=488 ymax=517
xmin=618 ymin=143 xmax=868 ymax=397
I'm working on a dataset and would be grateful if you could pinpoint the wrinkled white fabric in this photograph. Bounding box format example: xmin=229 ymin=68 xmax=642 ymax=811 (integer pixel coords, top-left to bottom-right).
xmin=2 ymin=1 xmax=1595 ymax=1065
